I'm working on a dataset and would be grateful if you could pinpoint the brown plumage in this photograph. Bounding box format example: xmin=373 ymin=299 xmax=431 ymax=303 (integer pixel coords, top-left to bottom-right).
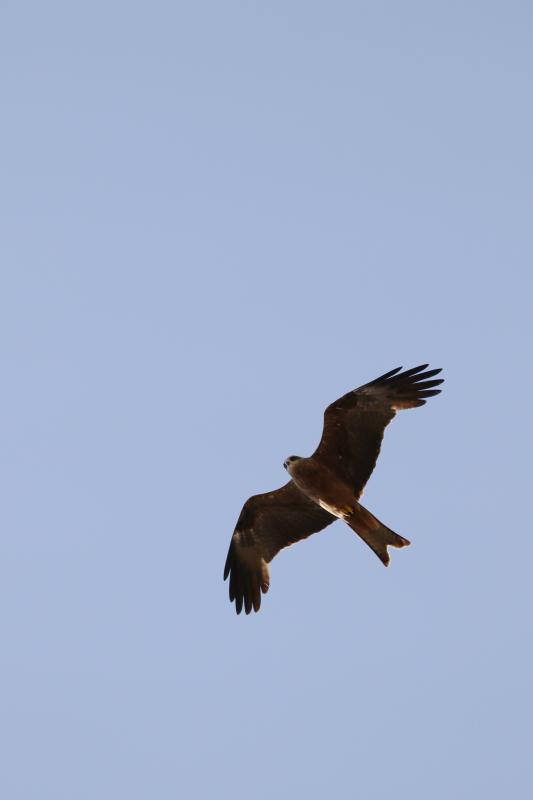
xmin=224 ymin=365 xmax=443 ymax=614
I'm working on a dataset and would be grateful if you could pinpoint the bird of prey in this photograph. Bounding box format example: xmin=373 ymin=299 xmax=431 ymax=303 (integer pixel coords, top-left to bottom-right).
xmin=224 ymin=364 xmax=443 ymax=614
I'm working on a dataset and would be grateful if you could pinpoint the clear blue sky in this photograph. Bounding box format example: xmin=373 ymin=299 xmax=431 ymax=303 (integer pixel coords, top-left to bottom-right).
xmin=1 ymin=2 xmax=532 ymax=798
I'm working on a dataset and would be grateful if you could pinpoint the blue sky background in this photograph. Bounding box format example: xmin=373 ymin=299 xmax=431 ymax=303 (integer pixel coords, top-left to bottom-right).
xmin=1 ymin=2 xmax=532 ymax=798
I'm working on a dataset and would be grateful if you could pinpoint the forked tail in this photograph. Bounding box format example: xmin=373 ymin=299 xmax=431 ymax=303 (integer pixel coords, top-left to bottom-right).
xmin=345 ymin=502 xmax=410 ymax=566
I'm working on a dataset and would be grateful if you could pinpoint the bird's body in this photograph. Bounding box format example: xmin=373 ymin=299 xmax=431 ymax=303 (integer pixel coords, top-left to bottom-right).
xmin=287 ymin=457 xmax=356 ymax=518
xmin=224 ymin=364 xmax=443 ymax=614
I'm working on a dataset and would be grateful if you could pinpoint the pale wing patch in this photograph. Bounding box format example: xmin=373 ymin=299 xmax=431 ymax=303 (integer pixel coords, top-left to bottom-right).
xmin=233 ymin=532 xmax=270 ymax=592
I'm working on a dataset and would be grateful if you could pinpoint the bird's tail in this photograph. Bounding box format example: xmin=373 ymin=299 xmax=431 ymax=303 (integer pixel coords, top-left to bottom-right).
xmin=345 ymin=501 xmax=410 ymax=566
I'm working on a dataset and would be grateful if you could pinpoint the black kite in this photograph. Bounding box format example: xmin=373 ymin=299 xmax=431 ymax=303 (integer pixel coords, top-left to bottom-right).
xmin=224 ymin=365 xmax=443 ymax=614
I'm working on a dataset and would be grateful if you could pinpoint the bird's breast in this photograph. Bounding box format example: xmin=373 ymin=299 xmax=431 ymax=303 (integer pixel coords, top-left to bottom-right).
xmin=288 ymin=458 xmax=354 ymax=517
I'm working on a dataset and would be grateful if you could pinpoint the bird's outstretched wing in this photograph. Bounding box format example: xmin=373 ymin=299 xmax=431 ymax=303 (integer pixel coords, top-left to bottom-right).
xmin=224 ymin=481 xmax=335 ymax=614
xmin=312 ymin=364 xmax=443 ymax=498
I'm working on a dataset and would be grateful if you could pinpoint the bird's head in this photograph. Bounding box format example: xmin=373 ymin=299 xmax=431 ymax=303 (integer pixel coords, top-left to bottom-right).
xmin=283 ymin=455 xmax=302 ymax=472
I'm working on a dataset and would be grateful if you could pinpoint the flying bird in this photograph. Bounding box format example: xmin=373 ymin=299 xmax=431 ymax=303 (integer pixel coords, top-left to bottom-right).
xmin=224 ymin=364 xmax=443 ymax=614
